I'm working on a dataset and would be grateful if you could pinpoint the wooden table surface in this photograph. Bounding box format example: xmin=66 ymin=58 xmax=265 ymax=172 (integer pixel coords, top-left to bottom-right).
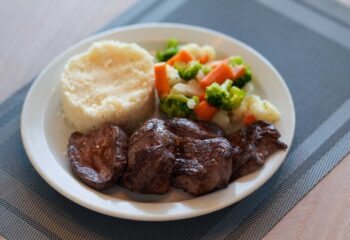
xmin=1 ymin=1 xmax=349 ymax=239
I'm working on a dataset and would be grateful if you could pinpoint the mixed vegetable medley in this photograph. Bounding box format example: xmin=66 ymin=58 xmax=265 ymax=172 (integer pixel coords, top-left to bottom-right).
xmin=154 ymin=39 xmax=281 ymax=132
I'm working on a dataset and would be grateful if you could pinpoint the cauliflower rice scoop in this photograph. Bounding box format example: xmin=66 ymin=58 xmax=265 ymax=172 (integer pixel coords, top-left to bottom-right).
xmin=61 ymin=41 xmax=155 ymax=133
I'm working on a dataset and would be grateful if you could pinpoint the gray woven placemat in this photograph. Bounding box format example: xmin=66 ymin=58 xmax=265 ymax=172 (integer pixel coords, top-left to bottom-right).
xmin=1 ymin=0 xmax=350 ymax=239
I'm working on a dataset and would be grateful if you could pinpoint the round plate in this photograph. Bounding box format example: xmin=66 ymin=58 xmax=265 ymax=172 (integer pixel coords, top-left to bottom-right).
xmin=21 ymin=23 xmax=295 ymax=221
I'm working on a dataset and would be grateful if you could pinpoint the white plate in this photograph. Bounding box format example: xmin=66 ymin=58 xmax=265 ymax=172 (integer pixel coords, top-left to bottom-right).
xmin=21 ymin=23 xmax=295 ymax=221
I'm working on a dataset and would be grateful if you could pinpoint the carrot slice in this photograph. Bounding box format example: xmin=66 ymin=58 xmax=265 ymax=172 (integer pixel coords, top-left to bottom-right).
xmin=154 ymin=63 xmax=170 ymax=97
xmin=198 ymin=92 xmax=206 ymax=101
xmin=243 ymin=115 xmax=257 ymax=125
xmin=199 ymin=63 xmax=246 ymax=89
xmin=194 ymin=101 xmax=218 ymax=121
xmin=199 ymin=62 xmax=234 ymax=89
xmin=167 ymin=49 xmax=194 ymax=66
xmin=232 ymin=65 xmax=246 ymax=79
xmin=199 ymin=53 xmax=209 ymax=64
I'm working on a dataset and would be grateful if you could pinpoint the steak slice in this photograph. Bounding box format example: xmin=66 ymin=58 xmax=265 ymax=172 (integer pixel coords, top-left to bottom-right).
xmin=172 ymin=137 xmax=233 ymax=196
xmin=123 ymin=118 xmax=180 ymax=194
xmin=165 ymin=118 xmax=224 ymax=139
xmin=228 ymin=121 xmax=287 ymax=180
xmin=68 ymin=123 xmax=128 ymax=190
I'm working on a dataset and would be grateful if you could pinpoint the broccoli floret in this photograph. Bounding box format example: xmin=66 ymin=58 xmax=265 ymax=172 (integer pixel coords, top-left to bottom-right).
xmin=205 ymin=79 xmax=246 ymax=110
xmin=159 ymin=93 xmax=198 ymax=118
xmin=201 ymin=64 xmax=212 ymax=75
xmin=156 ymin=38 xmax=179 ymax=62
xmin=174 ymin=61 xmax=202 ymax=80
xmin=228 ymin=56 xmax=252 ymax=88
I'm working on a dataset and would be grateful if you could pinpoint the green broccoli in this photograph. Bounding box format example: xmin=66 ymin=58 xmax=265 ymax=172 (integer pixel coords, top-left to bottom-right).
xmin=174 ymin=61 xmax=202 ymax=80
xmin=159 ymin=93 xmax=198 ymax=118
xmin=228 ymin=55 xmax=252 ymax=88
xmin=205 ymin=79 xmax=246 ymax=110
xmin=201 ymin=64 xmax=212 ymax=75
xmin=156 ymin=38 xmax=179 ymax=62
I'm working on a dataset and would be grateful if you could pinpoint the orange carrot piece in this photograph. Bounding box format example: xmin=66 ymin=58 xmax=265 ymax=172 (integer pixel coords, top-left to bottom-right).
xmin=243 ymin=115 xmax=257 ymax=125
xmin=199 ymin=54 xmax=209 ymax=64
xmin=154 ymin=63 xmax=170 ymax=97
xmin=167 ymin=49 xmax=194 ymax=66
xmin=199 ymin=92 xmax=206 ymax=101
xmin=199 ymin=62 xmax=235 ymax=89
xmin=194 ymin=101 xmax=218 ymax=121
xmin=232 ymin=65 xmax=246 ymax=79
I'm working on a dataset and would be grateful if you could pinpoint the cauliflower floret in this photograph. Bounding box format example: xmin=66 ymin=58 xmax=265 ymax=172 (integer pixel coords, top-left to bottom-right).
xmin=243 ymin=81 xmax=255 ymax=94
xmin=171 ymin=79 xmax=202 ymax=97
xmin=231 ymin=95 xmax=250 ymax=122
xmin=212 ymin=110 xmax=231 ymax=130
xmin=201 ymin=45 xmax=216 ymax=61
xmin=166 ymin=64 xmax=182 ymax=86
xmin=231 ymin=95 xmax=281 ymax=123
xmin=248 ymin=98 xmax=281 ymax=122
xmin=181 ymin=43 xmax=202 ymax=59
xmin=181 ymin=43 xmax=216 ymax=61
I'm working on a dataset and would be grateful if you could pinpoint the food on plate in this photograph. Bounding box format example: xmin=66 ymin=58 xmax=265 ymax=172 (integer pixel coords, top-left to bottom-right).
xmin=68 ymin=123 xmax=128 ymax=190
xmin=67 ymin=117 xmax=286 ymax=195
xmin=123 ymin=118 xmax=234 ymax=195
xmin=61 ymin=41 xmax=155 ymax=133
xmin=228 ymin=121 xmax=287 ymax=180
xmin=173 ymin=137 xmax=234 ymax=195
xmin=164 ymin=117 xmax=224 ymax=139
xmin=123 ymin=119 xmax=179 ymax=194
xmin=231 ymin=95 xmax=281 ymax=124
xmin=154 ymin=39 xmax=280 ymax=132
xmin=63 ymin=39 xmax=288 ymax=197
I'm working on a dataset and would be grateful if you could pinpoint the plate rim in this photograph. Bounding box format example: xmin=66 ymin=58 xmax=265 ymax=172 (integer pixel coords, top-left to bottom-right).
xmin=21 ymin=22 xmax=295 ymax=221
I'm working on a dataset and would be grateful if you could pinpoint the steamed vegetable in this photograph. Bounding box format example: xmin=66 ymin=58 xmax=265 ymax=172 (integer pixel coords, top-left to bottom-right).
xmin=201 ymin=65 xmax=212 ymax=75
xmin=228 ymin=56 xmax=252 ymax=88
xmin=160 ymin=93 xmax=199 ymax=118
xmin=154 ymin=63 xmax=170 ymax=97
xmin=194 ymin=100 xmax=218 ymax=121
xmin=199 ymin=54 xmax=209 ymax=64
xmin=156 ymin=38 xmax=179 ymax=62
xmin=171 ymin=80 xmax=203 ymax=97
xmin=174 ymin=61 xmax=202 ymax=80
xmin=181 ymin=43 xmax=216 ymax=62
xmin=199 ymin=62 xmax=245 ymax=89
xmin=231 ymin=95 xmax=281 ymax=123
xmin=212 ymin=110 xmax=231 ymax=130
xmin=205 ymin=79 xmax=246 ymax=110
xmin=243 ymin=115 xmax=257 ymax=125
xmin=166 ymin=65 xmax=182 ymax=86
xmin=167 ymin=49 xmax=194 ymax=66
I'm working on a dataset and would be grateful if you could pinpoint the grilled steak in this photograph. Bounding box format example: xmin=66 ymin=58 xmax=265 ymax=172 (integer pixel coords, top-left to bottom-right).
xmin=165 ymin=118 xmax=224 ymax=139
xmin=123 ymin=119 xmax=180 ymax=194
xmin=68 ymin=123 xmax=128 ymax=190
xmin=172 ymin=137 xmax=234 ymax=195
xmin=228 ymin=121 xmax=287 ymax=180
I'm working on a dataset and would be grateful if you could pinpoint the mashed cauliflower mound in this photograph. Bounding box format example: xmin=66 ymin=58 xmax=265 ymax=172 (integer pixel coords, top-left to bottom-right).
xmin=61 ymin=41 xmax=155 ymax=133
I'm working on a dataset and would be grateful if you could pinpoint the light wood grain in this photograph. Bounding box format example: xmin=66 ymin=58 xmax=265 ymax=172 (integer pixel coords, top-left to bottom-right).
xmin=264 ymin=154 xmax=350 ymax=240
xmin=0 ymin=0 xmax=136 ymax=102
xmin=1 ymin=1 xmax=350 ymax=239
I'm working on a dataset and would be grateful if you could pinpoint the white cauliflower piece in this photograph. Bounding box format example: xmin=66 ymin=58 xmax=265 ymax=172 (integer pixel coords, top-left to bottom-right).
xmin=181 ymin=43 xmax=202 ymax=59
xmin=231 ymin=95 xmax=281 ymax=123
xmin=181 ymin=43 xmax=216 ymax=61
xmin=248 ymin=97 xmax=281 ymax=122
xmin=166 ymin=64 xmax=182 ymax=86
xmin=201 ymin=45 xmax=216 ymax=61
xmin=212 ymin=110 xmax=231 ymax=130
xmin=171 ymin=80 xmax=202 ymax=97
xmin=243 ymin=81 xmax=255 ymax=94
